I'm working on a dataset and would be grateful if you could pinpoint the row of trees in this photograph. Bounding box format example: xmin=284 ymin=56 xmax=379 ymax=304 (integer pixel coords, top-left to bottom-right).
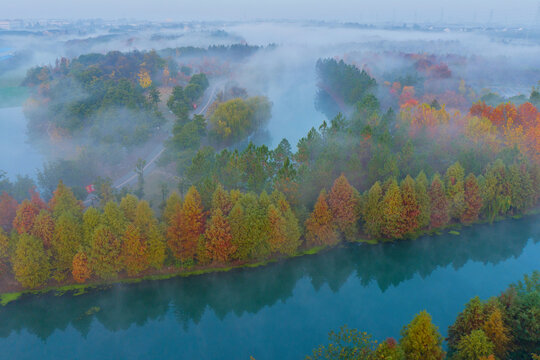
xmin=307 ymin=272 xmax=540 ymax=360
xmin=0 ymin=151 xmax=537 ymax=290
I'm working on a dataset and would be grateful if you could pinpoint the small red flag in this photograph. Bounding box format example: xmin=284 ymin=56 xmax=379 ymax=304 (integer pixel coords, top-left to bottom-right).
xmin=86 ymin=184 xmax=96 ymax=193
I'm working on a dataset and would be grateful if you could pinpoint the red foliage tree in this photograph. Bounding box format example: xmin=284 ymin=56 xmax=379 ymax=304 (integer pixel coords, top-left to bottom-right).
xmin=327 ymin=174 xmax=359 ymax=240
xmin=461 ymin=174 xmax=483 ymax=224
xmin=167 ymin=186 xmax=205 ymax=262
xmin=12 ymin=200 xmax=40 ymax=235
xmin=429 ymin=175 xmax=449 ymax=229
xmin=204 ymin=208 xmax=235 ymax=263
xmin=305 ymin=189 xmax=338 ymax=246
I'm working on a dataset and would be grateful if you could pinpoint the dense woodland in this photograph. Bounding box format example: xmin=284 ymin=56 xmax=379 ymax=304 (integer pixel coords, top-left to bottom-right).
xmin=307 ymin=272 xmax=540 ymax=360
xmin=0 ymin=55 xmax=538 ymax=293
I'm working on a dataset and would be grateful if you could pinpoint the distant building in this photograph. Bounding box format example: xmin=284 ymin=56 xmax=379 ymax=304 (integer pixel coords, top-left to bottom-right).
xmin=0 ymin=21 xmax=10 ymax=30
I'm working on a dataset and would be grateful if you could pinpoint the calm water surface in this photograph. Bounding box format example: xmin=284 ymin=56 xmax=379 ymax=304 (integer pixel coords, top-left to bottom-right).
xmin=0 ymin=215 xmax=539 ymax=359
xmin=0 ymin=106 xmax=43 ymax=179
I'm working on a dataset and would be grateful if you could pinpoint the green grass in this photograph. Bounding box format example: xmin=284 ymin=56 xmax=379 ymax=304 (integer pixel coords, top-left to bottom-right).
xmin=0 ymin=292 xmax=22 ymax=306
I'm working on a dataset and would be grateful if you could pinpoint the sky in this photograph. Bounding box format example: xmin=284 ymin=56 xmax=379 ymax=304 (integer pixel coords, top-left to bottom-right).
xmin=2 ymin=0 xmax=540 ymax=25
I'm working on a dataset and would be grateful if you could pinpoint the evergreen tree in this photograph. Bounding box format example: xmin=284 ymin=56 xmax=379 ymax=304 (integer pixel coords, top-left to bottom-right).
xmin=82 ymin=207 xmax=101 ymax=249
xmin=119 ymin=194 xmax=139 ymax=222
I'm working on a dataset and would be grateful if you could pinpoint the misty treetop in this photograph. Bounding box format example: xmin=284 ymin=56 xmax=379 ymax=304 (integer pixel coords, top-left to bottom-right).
xmin=23 ymin=50 xmax=172 ymax=147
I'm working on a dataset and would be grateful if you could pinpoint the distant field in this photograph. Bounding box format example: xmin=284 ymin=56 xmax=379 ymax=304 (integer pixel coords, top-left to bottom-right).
xmin=0 ymin=78 xmax=28 ymax=108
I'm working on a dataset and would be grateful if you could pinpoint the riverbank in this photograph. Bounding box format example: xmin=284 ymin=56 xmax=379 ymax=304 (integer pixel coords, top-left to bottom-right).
xmin=2 ymin=209 xmax=538 ymax=306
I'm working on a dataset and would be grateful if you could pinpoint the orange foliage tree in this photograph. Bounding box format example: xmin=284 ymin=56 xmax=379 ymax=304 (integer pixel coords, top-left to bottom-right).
xmin=13 ymin=200 xmax=40 ymax=234
xmin=204 ymin=208 xmax=235 ymax=263
xmin=72 ymin=251 xmax=91 ymax=283
xmin=327 ymin=174 xmax=359 ymax=240
xmin=305 ymin=189 xmax=338 ymax=247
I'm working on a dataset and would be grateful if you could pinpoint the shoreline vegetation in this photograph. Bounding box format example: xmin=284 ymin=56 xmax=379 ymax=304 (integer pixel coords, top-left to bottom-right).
xmin=1 ymin=54 xmax=539 ymax=308
xmin=307 ymin=272 xmax=540 ymax=360
xmin=1 ymin=209 xmax=537 ymax=307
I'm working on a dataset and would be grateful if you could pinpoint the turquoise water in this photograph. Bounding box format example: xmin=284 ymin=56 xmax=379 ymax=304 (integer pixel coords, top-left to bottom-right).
xmin=0 ymin=215 xmax=538 ymax=359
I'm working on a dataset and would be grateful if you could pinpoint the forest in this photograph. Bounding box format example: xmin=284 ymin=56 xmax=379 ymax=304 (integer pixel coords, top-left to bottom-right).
xmin=307 ymin=272 xmax=540 ymax=360
xmin=0 ymin=63 xmax=538 ymax=296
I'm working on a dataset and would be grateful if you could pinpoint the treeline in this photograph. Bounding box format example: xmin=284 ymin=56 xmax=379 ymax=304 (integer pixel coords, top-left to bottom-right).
xmin=0 ymin=152 xmax=537 ymax=291
xmin=158 ymin=44 xmax=273 ymax=61
xmin=23 ymin=50 xmax=170 ymax=146
xmin=307 ymin=272 xmax=540 ymax=360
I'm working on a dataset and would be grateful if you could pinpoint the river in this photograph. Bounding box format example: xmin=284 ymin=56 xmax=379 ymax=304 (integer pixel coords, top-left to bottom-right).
xmin=0 ymin=215 xmax=538 ymax=359
xmin=0 ymin=106 xmax=43 ymax=180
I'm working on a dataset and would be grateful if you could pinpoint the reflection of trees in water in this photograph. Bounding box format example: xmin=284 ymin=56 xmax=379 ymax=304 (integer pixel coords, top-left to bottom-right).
xmin=0 ymin=216 xmax=537 ymax=341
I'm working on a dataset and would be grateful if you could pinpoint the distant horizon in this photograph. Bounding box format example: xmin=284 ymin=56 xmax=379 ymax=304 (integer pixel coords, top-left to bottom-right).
xmin=2 ymin=0 xmax=539 ymax=26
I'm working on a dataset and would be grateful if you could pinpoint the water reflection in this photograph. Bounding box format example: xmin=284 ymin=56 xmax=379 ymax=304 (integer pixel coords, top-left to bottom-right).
xmin=0 ymin=216 xmax=537 ymax=341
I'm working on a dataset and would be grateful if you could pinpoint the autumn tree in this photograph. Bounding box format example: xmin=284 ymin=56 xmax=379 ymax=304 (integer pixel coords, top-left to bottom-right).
xmin=363 ymin=181 xmax=383 ymax=238
xmin=13 ymin=199 xmax=40 ymax=235
xmin=400 ymin=175 xmax=420 ymax=235
xmin=120 ymin=194 xmax=139 ymax=222
xmin=267 ymin=204 xmax=301 ymax=256
xmin=12 ymin=233 xmax=50 ymax=289
xmin=445 ymin=162 xmax=465 ymax=220
xmin=448 ymin=297 xmax=489 ymax=350
xmin=305 ymin=189 xmax=338 ymax=247
xmin=211 ymin=184 xmax=233 ymax=216
xmin=381 ymin=179 xmax=405 ymax=239
xmin=48 ymin=180 xmax=83 ymax=219
xmin=461 ymin=174 xmax=482 ymax=224
xmin=72 ymin=251 xmax=91 ymax=283
xmin=30 ymin=210 xmax=55 ymax=248
xmin=327 ymin=174 xmax=360 ymax=240
xmin=89 ymin=225 xmax=121 ymax=280
xmin=400 ymin=311 xmax=445 ymax=360
xmin=101 ymin=201 xmax=127 ymax=238
xmin=82 ymin=207 xmax=101 ymax=249
xmin=204 ymin=208 xmax=235 ymax=263
xmin=51 ymin=212 xmax=82 ymax=281
xmin=121 ymin=224 xmax=149 ymax=276
xmin=415 ymin=171 xmax=431 ymax=229
xmin=0 ymin=229 xmax=9 ymax=274
xmin=163 ymin=191 xmax=182 ymax=225
xmin=167 ymin=186 xmax=205 ymax=263
xmin=0 ymin=192 xmax=18 ymax=232
xmin=482 ymin=308 xmax=511 ymax=359
xmin=454 ymin=330 xmax=495 ymax=360
xmin=135 ymin=200 xmax=166 ymax=269
xmin=429 ymin=174 xmax=449 ymax=229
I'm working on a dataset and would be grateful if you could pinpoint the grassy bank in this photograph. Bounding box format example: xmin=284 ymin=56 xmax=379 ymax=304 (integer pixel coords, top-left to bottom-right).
xmin=1 ymin=210 xmax=538 ymax=306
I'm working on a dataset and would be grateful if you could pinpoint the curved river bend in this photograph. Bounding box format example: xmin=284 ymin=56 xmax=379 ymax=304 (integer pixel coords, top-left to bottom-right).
xmin=0 ymin=215 xmax=539 ymax=359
